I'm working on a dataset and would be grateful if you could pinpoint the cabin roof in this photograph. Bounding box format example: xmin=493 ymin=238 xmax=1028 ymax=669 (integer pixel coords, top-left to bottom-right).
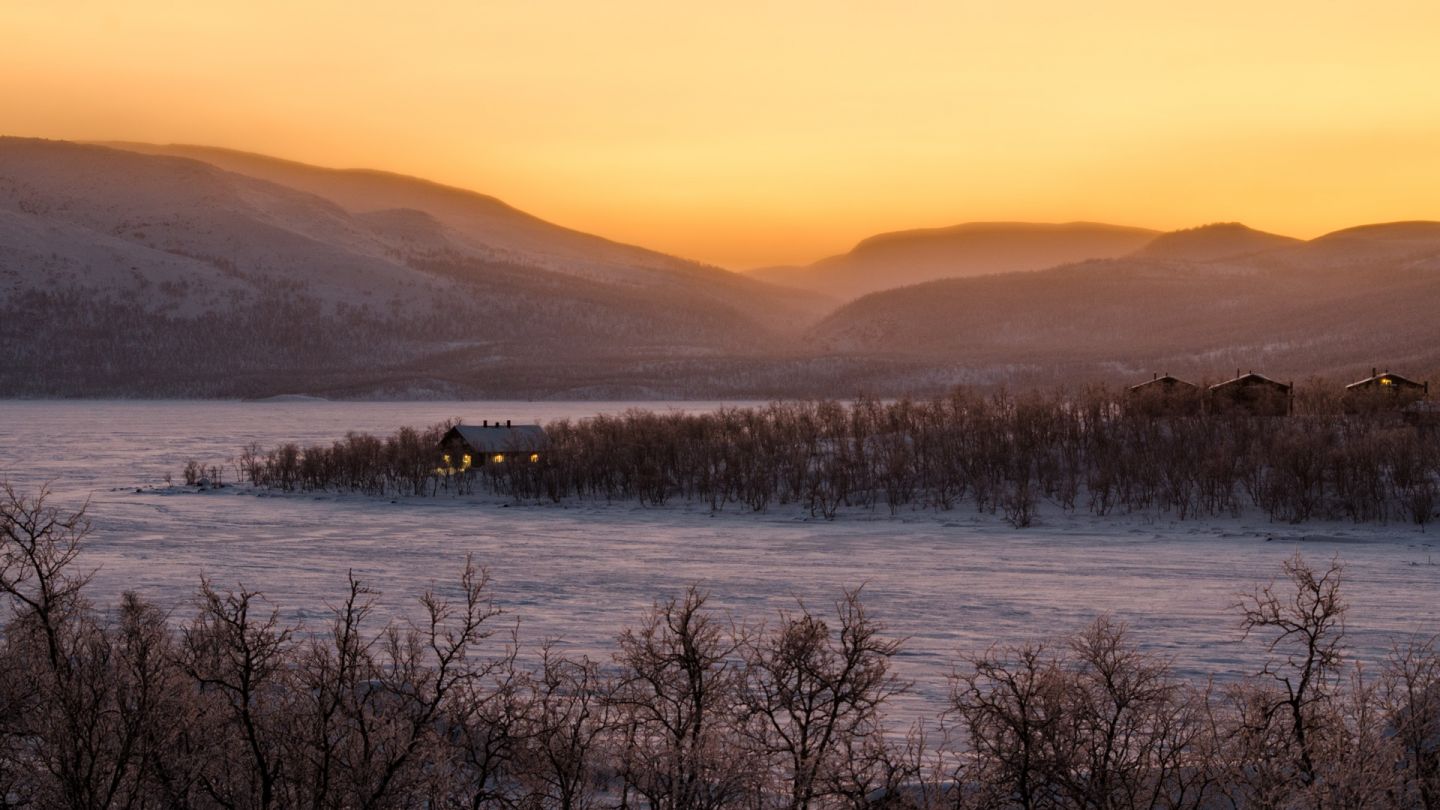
xmin=445 ymin=424 xmax=548 ymax=453
xmin=1208 ymin=372 xmax=1291 ymax=392
xmin=1345 ymin=370 xmax=1426 ymax=390
xmin=1129 ymin=374 xmax=1197 ymax=392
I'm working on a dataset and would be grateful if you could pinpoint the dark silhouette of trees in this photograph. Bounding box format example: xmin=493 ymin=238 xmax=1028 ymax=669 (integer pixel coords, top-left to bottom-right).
xmin=229 ymin=388 xmax=1440 ymax=528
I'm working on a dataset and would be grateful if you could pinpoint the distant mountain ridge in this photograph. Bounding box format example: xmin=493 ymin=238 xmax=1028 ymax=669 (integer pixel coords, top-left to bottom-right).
xmin=1135 ymin=222 xmax=1301 ymax=262
xmin=749 ymin=221 xmax=1160 ymax=299
xmin=806 ymin=220 xmax=1440 ymax=384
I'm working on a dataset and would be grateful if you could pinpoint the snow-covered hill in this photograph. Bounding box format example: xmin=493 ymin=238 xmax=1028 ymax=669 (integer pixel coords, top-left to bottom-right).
xmin=0 ymin=138 xmax=826 ymax=397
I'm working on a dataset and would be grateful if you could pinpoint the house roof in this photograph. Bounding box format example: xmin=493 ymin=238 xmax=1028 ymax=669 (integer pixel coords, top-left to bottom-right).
xmin=445 ymin=424 xmax=548 ymax=453
xmin=1345 ymin=370 xmax=1426 ymax=390
xmin=1208 ymin=372 xmax=1291 ymax=392
xmin=1129 ymin=374 xmax=1197 ymax=392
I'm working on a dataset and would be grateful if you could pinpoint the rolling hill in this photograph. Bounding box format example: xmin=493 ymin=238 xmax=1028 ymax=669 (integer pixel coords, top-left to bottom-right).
xmin=806 ymin=221 xmax=1440 ymax=384
xmin=97 ymin=141 xmax=831 ymax=320
xmin=4 ymin=136 xmax=1438 ymax=398
xmin=749 ymin=221 xmax=1159 ymax=300
xmin=0 ymin=138 xmax=827 ymax=397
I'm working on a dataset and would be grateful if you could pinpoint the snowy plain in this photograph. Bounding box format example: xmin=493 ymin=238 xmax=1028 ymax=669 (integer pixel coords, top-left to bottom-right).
xmin=1 ymin=399 xmax=1438 ymax=722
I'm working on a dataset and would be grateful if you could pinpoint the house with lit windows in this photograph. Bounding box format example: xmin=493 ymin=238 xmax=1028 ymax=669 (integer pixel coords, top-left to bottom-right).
xmin=439 ymin=422 xmax=548 ymax=471
xmin=1346 ymin=368 xmax=1428 ymax=396
xmin=1344 ymin=368 xmax=1428 ymax=413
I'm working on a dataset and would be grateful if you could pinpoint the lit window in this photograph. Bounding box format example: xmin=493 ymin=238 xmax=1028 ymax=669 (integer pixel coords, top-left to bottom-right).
xmin=442 ymin=453 xmax=451 ymax=464
xmin=530 ymin=453 xmax=540 ymax=463
xmin=461 ymin=454 xmax=471 ymax=467
xmin=493 ymin=454 xmax=505 ymax=464
xmin=1381 ymin=377 xmax=1393 ymax=386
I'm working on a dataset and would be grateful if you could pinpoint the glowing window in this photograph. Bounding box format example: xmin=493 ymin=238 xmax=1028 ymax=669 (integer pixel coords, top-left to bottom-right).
xmin=1381 ymin=377 xmax=1393 ymax=386
xmin=461 ymin=454 xmax=472 ymax=467
xmin=529 ymin=453 xmax=540 ymax=463
xmin=493 ymin=454 xmax=505 ymax=464
xmin=442 ymin=453 xmax=451 ymax=464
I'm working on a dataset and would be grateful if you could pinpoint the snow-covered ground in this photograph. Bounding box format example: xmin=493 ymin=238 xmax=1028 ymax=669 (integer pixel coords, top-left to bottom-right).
xmin=2 ymin=400 xmax=1438 ymax=723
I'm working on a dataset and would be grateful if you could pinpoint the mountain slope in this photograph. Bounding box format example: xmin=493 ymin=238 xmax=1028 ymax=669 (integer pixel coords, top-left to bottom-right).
xmin=806 ymin=223 xmax=1440 ymax=382
xmin=750 ymin=222 xmax=1159 ymax=300
xmin=0 ymin=138 xmax=821 ymax=397
xmin=98 ymin=141 xmax=831 ymax=325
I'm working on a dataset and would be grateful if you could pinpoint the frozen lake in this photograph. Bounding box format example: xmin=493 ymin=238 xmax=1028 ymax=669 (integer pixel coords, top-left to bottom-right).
xmin=2 ymin=400 xmax=1438 ymax=722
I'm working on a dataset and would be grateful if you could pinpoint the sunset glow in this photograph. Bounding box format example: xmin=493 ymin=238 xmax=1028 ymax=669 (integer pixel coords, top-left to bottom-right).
xmin=5 ymin=1 xmax=1440 ymax=267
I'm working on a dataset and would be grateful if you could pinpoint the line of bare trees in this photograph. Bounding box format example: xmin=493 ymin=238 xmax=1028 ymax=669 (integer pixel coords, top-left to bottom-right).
xmin=3 ymin=485 xmax=1439 ymax=809
xmin=232 ymin=422 xmax=456 ymax=497
xmin=229 ymin=387 xmax=1440 ymax=526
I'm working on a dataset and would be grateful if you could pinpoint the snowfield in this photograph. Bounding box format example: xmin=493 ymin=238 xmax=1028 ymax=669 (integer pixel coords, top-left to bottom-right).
xmin=2 ymin=400 xmax=1438 ymax=722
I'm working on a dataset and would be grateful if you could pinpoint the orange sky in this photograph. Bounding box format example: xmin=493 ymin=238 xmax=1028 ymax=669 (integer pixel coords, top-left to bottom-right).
xmin=4 ymin=1 xmax=1440 ymax=268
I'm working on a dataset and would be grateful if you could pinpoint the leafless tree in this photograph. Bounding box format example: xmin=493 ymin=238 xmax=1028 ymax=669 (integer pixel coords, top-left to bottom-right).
xmin=743 ymin=589 xmax=907 ymax=810
xmin=950 ymin=641 xmax=1067 ymax=810
xmin=345 ymin=559 xmax=503 ymax=808
xmin=1053 ymin=616 xmax=1212 ymax=810
xmin=515 ymin=646 xmax=613 ymax=810
xmin=179 ymin=579 xmax=298 ymax=810
xmin=1233 ymin=553 xmax=1347 ymax=792
xmin=611 ymin=587 xmax=760 ymax=810
xmin=1380 ymin=636 xmax=1440 ymax=810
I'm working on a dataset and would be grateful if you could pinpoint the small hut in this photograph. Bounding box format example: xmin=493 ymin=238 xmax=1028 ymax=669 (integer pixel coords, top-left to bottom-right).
xmin=1127 ymin=373 xmax=1201 ymax=416
xmin=1207 ymin=371 xmax=1293 ymax=416
xmin=1344 ymin=368 xmax=1428 ymax=413
xmin=440 ymin=421 xmax=548 ymax=471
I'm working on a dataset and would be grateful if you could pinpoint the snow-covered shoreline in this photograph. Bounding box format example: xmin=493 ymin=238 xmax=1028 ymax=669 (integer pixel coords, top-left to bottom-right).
xmin=66 ymin=483 xmax=1440 ymax=722
xmin=3 ymin=400 xmax=1438 ymax=724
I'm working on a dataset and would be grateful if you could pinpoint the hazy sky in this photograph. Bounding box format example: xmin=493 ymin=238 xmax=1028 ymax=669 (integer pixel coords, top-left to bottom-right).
xmin=5 ymin=1 xmax=1440 ymax=268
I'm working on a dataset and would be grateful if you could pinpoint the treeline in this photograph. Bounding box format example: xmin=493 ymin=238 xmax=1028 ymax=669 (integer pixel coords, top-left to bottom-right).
xmin=0 ymin=289 xmax=432 ymax=398
xmin=230 ymin=423 xmax=455 ymax=496
xmin=3 ymin=486 xmax=1439 ymax=809
xmin=0 ymin=288 xmax=939 ymax=400
xmin=232 ymin=388 xmax=1440 ymax=525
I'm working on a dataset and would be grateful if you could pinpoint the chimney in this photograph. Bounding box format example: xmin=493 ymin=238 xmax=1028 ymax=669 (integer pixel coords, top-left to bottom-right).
xmin=1372 ymin=367 xmax=1377 ymax=378
xmin=482 ymin=419 xmax=488 ymax=427
xmin=506 ymin=419 xmax=511 ymax=428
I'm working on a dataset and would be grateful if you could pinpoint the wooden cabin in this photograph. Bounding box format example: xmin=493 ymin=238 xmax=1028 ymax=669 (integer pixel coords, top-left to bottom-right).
xmin=1344 ymin=368 xmax=1428 ymax=413
xmin=1127 ymin=373 xmax=1201 ymax=416
xmin=1207 ymin=371 xmax=1293 ymax=416
xmin=439 ymin=422 xmax=548 ymax=471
